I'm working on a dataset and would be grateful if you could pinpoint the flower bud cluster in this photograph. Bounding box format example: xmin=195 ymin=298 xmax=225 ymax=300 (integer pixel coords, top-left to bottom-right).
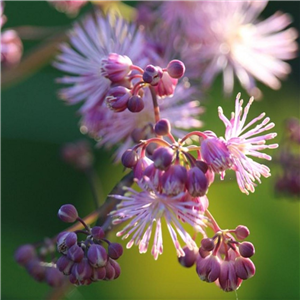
xmin=15 ymin=242 xmax=65 ymax=287
xmin=196 ymin=225 xmax=255 ymax=292
xmin=101 ymin=53 xmax=186 ymax=113
xmin=56 ymin=204 xmax=123 ymax=285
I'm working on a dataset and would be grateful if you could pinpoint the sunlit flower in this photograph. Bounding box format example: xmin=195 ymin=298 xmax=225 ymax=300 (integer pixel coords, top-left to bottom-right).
xmin=110 ymin=177 xmax=206 ymax=260
xmin=201 ymin=93 xmax=278 ymax=194
xmin=54 ymin=10 xmax=148 ymax=112
xmin=81 ymin=84 xmax=204 ymax=162
xmin=183 ymin=1 xmax=298 ymax=97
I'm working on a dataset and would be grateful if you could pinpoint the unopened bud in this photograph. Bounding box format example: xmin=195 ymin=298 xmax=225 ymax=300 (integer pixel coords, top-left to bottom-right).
xmin=127 ymin=95 xmax=144 ymax=113
xmin=143 ymin=64 xmax=163 ymax=85
xmin=67 ymin=244 xmax=84 ymax=262
xmin=166 ymin=59 xmax=185 ymax=79
xmin=154 ymin=119 xmax=171 ymax=136
xmin=200 ymin=238 xmax=215 ymax=252
xmin=108 ymin=243 xmax=123 ymax=260
xmin=105 ymin=86 xmax=131 ymax=112
xmin=45 ymin=267 xmax=65 ymax=287
xmin=235 ymin=225 xmax=250 ymax=240
xmin=15 ymin=244 xmax=36 ymax=266
xmin=58 ymin=204 xmax=78 ymax=223
xmin=239 ymin=241 xmax=255 ymax=258
xmin=235 ymin=257 xmax=256 ymax=279
xmin=196 ymin=255 xmax=221 ymax=282
xmin=87 ymin=244 xmax=108 ymax=268
xmin=121 ymin=149 xmax=138 ymax=168
xmin=178 ymin=246 xmax=198 ymax=268
xmin=186 ymin=167 xmax=208 ymax=197
xmin=91 ymin=226 xmax=105 ymax=240
xmin=152 ymin=147 xmax=174 ymax=170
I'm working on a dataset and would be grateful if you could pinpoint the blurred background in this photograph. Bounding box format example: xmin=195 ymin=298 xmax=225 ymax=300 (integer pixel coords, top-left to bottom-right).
xmin=2 ymin=1 xmax=299 ymax=299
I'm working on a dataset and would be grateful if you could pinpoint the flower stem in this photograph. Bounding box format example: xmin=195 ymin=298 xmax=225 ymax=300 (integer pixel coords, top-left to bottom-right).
xmin=149 ymin=86 xmax=160 ymax=123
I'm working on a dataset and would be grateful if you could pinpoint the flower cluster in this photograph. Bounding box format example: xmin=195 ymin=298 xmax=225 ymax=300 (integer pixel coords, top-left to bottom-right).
xmin=56 ymin=204 xmax=123 ymax=285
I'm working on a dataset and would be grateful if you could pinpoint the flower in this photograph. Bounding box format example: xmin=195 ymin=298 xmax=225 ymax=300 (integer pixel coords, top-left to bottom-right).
xmin=81 ymin=84 xmax=204 ymax=162
xmin=110 ymin=178 xmax=206 ymax=260
xmin=201 ymin=93 xmax=278 ymax=194
xmin=182 ymin=1 xmax=298 ymax=97
xmin=54 ymin=10 xmax=148 ymax=112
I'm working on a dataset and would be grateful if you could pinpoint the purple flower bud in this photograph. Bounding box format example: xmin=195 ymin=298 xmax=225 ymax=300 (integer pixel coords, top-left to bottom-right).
xmin=235 ymin=225 xmax=250 ymax=240
xmin=218 ymin=260 xmax=242 ymax=292
xmin=195 ymin=160 xmax=208 ymax=174
xmin=108 ymin=243 xmax=123 ymax=260
xmin=143 ymin=64 xmax=163 ymax=85
xmin=72 ymin=258 xmax=93 ymax=282
xmin=45 ymin=267 xmax=65 ymax=287
xmin=196 ymin=254 xmax=221 ymax=282
xmin=26 ymin=259 xmax=47 ymax=282
xmin=69 ymin=272 xmax=92 ymax=286
xmin=235 ymin=257 xmax=256 ymax=280
xmin=15 ymin=244 xmax=36 ymax=266
xmin=178 ymin=246 xmax=198 ymax=268
xmin=56 ymin=232 xmax=69 ymax=254
xmin=87 ymin=244 xmax=108 ymax=268
xmin=201 ymin=238 xmax=215 ymax=252
xmin=65 ymin=232 xmax=77 ymax=248
xmin=127 ymin=95 xmax=144 ymax=113
xmin=200 ymin=137 xmax=232 ymax=173
xmin=154 ymin=72 xmax=177 ymax=98
xmin=186 ymin=167 xmax=208 ymax=197
xmin=91 ymin=226 xmax=105 ymax=240
xmin=161 ymin=164 xmax=187 ymax=195
xmin=105 ymin=86 xmax=131 ymax=112
xmin=56 ymin=255 xmax=74 ymax=275
xmin=166 ymin=60 xmax=185 ymax=79
xmin=67 ymin=244 xmax=84 ymax=262
xmin=154 ymin=119 xmax=171 ymax=136
xmin=141 ymin=164 xmax=163 ymax=191
xmin=152 ymin=147 xmax=174 ymax=170
xmin=121 ymin=149 xmax=138 ymax=168
xmin=91 ymin=266 xmax=106 ymax=281
xmin=131 ymin=128 xmax=147 ymax=143
xmin=239 ymin=242 xmax=255 ymax=258
xmin=110 ymin=259 xmax=121 ymax=279
xmin=101 ymin=53 xmax=132 ymax=82
xmin=146 ymin=143 xmax=158 ymax=157
xmin=199 ymin=247 xmax=210 ymax=258
xmin=58 ymin=204 xmax=78 ymax=223
xmin=104 ymin=259 xmax=116 ymax=280
xmin=133 ymin=156 xmax=152 ymax=180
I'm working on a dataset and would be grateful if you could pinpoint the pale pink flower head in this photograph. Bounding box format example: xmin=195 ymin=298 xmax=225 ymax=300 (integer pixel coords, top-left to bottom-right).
xmin=110 ymin=177 xmax=206 ymax=260
xmin=185 ymin=1 xmax=298 ymax=97
xmin=48 ymin=0 xmax=87 ymax=17
xmin=201 ymin=93 xmax=278 ymax=194
xmin=54 ymin=10 xmax=148 ymax=113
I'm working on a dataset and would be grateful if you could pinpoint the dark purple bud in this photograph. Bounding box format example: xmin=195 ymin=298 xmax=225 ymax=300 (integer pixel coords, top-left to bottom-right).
xmin=235 ymin=257 xmax=256 ymax=280
xmin=105 ymin=86 xmax=131 ymax=112
xmin=87 ymin=244 xmax=108 ymax=268
xmin=218 ymin=260 xmax=242 ymax=292
xmin=72 ymin=258 xmax=93 ymax=282
xmin=108 ymin=243 xmax=123 ymax=260
xmin=239 ymin=242 xmax=255 ymax=258
xmin=146 ymin=143 xmax=158 ymax=157
xmin=26 ymin=259 xmax=47 ymax=282
xmin=161 ymin=164 xmax=187 ymax=195
xmin=58 ymin=204 xmax=78 ymax=223
xmin=143 ymin=64 xmax=163 ymax=85
xmin=67 ymin=244 xmax=84 ymax=262
xmin=186 ymin=167 xmax=208 ymax=197
xmin=91 ymin=266 xmax=106 ymax=281
xmin=101 ymin=53 xmax=132 ymax=82
xmin=56 ymin=255 xmax=74 ymax=275
xmin=166 ymin=60 xmax=185 ymax=79
xmin=199 ymin=247 xmax=210 ymax=258
xmin=131 ymin=128 xmax=147 ymax=143
xmin=178 ymin=246 xmax=198 ymax=268
xmin=110 ymin=259 xmax=121 ymax=279
xmin=65 ymin=232 xmax=77 ymax=248
xmin=141 ymin=164 xmax=163 ymax=190
xmin=121 ymin=149 xmax=138 ymax=168
xmin=154 ymin=119 xmax=171 ymax=136
xmin=196 ymin=254 xmax=221 ymax=282
xmin=235 ymin=225 xmax=250 ymax=240
xmin=45 ymin=267 xmax=65 ymax=287
xmin=133 ymin=156 xmax=152 ymax=180
xmin=15 ymin=244 xmax=36 ymax=266
xmin=104 ymin=260 xmax=116 ymax=280
xmin=195 ymin=160 xmax=208 ymax=174
xmin=152 ymin=147 xmax=174 ymax=170
xmin=56 ymin=232 xmax=69 ymax=254
xmin=91 ymin=226 xmax=105 ymax=240
xmin=201 ymin=238 xmax=215 ymax=252
xmin=127 ymin=95 xmax=144 ymax=113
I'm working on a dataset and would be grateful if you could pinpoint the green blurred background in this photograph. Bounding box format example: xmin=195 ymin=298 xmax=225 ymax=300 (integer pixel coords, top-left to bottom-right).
xmin=2 ymin=1 xmax=299 ymax=299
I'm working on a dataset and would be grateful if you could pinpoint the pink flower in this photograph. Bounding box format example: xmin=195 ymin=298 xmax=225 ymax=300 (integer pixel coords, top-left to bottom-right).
xmin=110 ymin=178 xmax=206 ymax=260
xmin=48 ymin=0 xmax=87 ymax=17
xmin=183 ymin=1 xmax=298 ymax=97
xmin=201 ymin=93 xmax=278 ymax=194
